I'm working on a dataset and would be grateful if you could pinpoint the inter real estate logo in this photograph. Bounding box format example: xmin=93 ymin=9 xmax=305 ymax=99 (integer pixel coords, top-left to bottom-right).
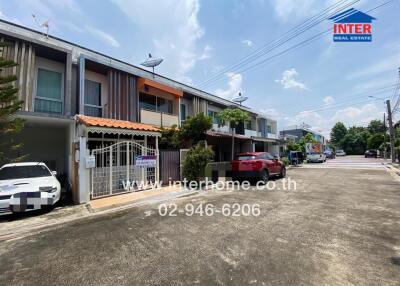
xmin=329 ymin=8 xmax=376 ymax=42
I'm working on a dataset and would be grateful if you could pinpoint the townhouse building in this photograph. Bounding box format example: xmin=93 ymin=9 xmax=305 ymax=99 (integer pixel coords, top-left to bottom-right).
xmin=0 ymin=20 xmax=279 ymax=204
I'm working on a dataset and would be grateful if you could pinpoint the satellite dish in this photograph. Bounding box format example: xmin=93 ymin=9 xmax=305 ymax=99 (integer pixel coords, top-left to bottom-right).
xmin=32 ymin=14 xmax=50 ymax=38
xmin=141 ymin=53 xmax=163 ymax=77
xmin=232 ymin=92 xmax=248 ymax=105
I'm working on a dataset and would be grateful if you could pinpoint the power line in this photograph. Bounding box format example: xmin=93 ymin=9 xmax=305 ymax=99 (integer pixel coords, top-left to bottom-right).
xmin=198 ymin=0 xmax=395 ymax=89
xmin=277 ymin=84 xmax=397 ymax=115
xmin=196 ymin=0 xmax=358 ymax=88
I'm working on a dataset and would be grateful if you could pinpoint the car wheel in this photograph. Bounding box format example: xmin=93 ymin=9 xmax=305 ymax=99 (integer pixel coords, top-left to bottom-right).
xmin=261 ymin=169 xmax=269 ymax=184
xmin=279 ymin=166 xmax=286 ymax=178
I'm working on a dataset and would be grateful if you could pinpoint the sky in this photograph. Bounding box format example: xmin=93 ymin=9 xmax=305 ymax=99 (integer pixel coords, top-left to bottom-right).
xmin=0 ymin=0 xmax=399 ymax=138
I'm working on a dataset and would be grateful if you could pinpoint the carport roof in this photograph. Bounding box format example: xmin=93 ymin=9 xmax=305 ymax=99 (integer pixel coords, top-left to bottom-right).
xmin=76 ymin=115 xmax=160 ymax=132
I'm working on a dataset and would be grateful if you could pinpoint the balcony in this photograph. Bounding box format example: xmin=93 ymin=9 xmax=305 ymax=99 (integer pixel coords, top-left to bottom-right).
xmin=244 ymin=129 xmax=258 ymax=137
xmin=267 ymin=133 xmax=279 ymax=139
xmin=212 ymin=123 xmax=230 ymax=133
xmin=140 ymin=109 xmax=178 ymax=127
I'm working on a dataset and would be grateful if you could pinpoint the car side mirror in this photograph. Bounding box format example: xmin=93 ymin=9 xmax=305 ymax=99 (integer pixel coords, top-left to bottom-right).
xmin=51 ymin=171 xmax=57 ymax=176
xmin=273 ymin=156 xmax=278 ymax=161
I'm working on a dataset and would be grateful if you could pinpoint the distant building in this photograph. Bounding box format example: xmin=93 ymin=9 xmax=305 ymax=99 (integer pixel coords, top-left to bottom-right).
xmin=280 ymin=124 xmax=326 ymax=145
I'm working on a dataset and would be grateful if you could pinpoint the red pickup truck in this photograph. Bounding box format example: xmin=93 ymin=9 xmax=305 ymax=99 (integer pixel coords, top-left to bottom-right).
xmin=232 ymin=152 xmax=286 ymax=182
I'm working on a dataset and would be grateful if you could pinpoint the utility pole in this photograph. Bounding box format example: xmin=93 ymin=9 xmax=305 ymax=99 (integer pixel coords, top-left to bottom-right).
xmin=386 ymin=99 xmax=396 ymax=163
xmin=383 ymin=113 xmax=386 ymax=159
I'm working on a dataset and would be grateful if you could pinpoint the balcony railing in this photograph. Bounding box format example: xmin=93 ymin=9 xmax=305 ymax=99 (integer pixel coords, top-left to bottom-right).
xmin=140 ymin=109 xmax=178 ymax=127
xmin=244 ymin=129 xmax=258 ymax=137
xmin=212 ymin=123 xmax=230 ymax=133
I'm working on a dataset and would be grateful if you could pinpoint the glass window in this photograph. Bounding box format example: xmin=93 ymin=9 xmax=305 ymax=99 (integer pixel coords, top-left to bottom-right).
xmin=267 ymin=125 xmax=272 ymax=133
xmin=0 ymin=165 xmax=51 ymax=180
xmin=84 ymin=79 xmax=102 ymax=117
xmin=35 ymin=68 xmax=62 ymax=114
xmin=180 ymin=104 xmax=186 ymax=123
xmin=157 ymin=98 xmax=173 ymax=114
xmin=246 ymin=120 xmax=252 ymax=130
xmin=259 ymin=153 xmax=274 ymax=160
xmin=208 ymin=110 xmax=220 ymax=124
xmin=236 ymin=155 xmax=256 ymax=161
xmin=139 ymin=93 xmax=157 ymax=111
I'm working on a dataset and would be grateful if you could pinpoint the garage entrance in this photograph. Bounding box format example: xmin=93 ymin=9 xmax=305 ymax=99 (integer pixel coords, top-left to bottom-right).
xmin=90 ymin=141 xmax=158 ymax=199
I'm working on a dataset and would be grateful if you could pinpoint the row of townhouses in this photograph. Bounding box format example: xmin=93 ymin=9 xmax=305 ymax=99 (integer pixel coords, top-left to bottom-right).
xmin=0 ymin=20 xmax=279 ymax=204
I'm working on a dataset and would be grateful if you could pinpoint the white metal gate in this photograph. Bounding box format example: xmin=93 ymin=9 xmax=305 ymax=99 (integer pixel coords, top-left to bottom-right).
xmin=91 ymin=141 xmax=158 ymax=199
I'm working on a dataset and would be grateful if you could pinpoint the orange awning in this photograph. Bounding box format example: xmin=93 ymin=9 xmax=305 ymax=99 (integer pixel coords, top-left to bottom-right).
xmin=137 ymin=78 xmax=183 ymax=98
xmin=76 ymin=115 xmax=160 ymax=132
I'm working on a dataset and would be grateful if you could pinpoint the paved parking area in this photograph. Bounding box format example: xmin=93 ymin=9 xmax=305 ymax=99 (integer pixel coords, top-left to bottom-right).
xmin=0 ymin=157 xmax=399 ymax=285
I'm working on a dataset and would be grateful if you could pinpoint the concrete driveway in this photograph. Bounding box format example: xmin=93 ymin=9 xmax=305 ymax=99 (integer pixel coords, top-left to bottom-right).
xmin=0 ymin=157 xmax=399 ymax=285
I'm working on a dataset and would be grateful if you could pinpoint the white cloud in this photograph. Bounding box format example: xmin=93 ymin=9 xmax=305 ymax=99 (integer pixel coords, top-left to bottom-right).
xmin=214 ymin=72 xmax=243 ymax=100
xmin=323 ymin=96 xmax=335 ymax=105
xmin=259 ymin=108 xmax=280 ymax=119
xmin=241 ymin=39 xmax=253 ymax=47
xmin=282 ymin=102 xmax=383 ymax=139
xmin=331 ymin=103 xmax=382 ymax=126
xmin=112 ymin=0 xmax=204 ymax=84
xmin=199 ymin=45 xmax=212 ymax=60
xmin=275 ymin=68 xmax=308 ymax=90
xmin=86 ymin=26 xmax=120 ymax=48
xmin=270 ymin=0 xmax=318 ymax=22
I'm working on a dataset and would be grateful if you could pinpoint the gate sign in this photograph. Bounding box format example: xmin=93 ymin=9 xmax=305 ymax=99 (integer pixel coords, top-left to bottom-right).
xmin=135 ymin=155 xmax=157 ymax=167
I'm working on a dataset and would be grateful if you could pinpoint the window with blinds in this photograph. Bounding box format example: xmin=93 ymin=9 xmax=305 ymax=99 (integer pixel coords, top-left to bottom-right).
xmin=84 ymin=79 xmax=102 ymax=117
xmin=34 ymin=68 xmax=63 ymax=114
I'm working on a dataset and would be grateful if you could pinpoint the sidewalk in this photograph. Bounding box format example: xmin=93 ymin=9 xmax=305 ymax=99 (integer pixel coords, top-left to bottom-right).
xmin=0 ymin=185 xmax=197 ymax=242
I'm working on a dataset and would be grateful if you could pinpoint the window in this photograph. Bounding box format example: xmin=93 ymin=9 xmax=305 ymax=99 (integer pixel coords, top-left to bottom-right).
xmin=246 ymin=120 xmax=252 ymax=130
xmin=180 ymin=104 xmax=186 ymax=124
xmin=267 ymin=125 xmax=273 ymax=133
xmin=259 ymin=153 xmax=274 ymax=160
xmin=139 ymin=93 xmax=173 ymax=114
xmin=34 ymin=68 xmax=62 ymax=114
xmin=139 ymin=93 xmax=157 ymax=111
xmin=157 ymin=98 xmax=173 ymax=114
xmin=0 ymin=165 xmax=51 ymax=180
xmin=84 ymin=79 xmax=102 ymax=117
xmin=208 ymin=110 xmax=220 ymax=124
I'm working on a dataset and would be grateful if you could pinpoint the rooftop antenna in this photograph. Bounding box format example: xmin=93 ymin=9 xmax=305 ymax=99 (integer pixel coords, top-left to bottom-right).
xmin=32 ymin=14 xmax=50 ymax=38
xmin=232 ymin=92 xmax=248 ymax=106
xmin=141 ymin=53 xmax=163 ymax=78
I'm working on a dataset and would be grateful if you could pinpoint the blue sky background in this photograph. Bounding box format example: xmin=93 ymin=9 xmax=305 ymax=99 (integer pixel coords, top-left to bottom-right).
xmin=0 ymin=0 xmax=399 ymax=138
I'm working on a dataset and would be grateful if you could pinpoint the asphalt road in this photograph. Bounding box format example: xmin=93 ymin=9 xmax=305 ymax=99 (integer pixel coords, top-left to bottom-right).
xmin=1 ymin=157 xmax=400 ymax=285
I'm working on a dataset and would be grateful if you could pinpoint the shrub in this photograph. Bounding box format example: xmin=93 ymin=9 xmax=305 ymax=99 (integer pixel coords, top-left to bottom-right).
xmin=182 ymin=144 xmax=214 ymax=182
xmin=281 ymin=157 xmax=289 ymax=166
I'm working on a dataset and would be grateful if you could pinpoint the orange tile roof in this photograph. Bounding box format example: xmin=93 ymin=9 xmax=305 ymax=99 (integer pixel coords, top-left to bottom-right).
xmin=76 ymin=115 xmax=160 ymax=132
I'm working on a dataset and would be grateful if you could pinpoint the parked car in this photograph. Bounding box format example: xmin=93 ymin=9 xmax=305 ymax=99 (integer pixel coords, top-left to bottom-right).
xmin=232 ymin=152 xmax=286 ymax=182
xmin=0 ymin=162 xmax=61 ymax=214
xmin=324 ymin=150 xmax=335 ymax=159
xmin=364 ymin=149 xmax=377 ymax=158
xmin=336 ymin=150 xmax=346 ymax=156
xmin=307 ymin=153 xmax=326 ymax=163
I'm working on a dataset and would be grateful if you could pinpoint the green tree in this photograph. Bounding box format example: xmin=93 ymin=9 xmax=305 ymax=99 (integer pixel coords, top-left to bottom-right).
xmin=159 ymin=125 xmax=181 ymax=149
xmin=367 ymin=119 xmax=385 ymax=134
xmin=330 ymin=122 xmax=347 ymax=146
xmin=180 ymin=113 xmax=212 ymax=145
xmin=217 ymin=108 xmax=250 ymax=160
xmin=0 ymin=43 xmax=26 ymax=163
xmin=339 ymin=129 xmax=369 ymax=155
xmin=367 ymin=133 xmax=384 ymax=150
xmin=182 ymin=143 xmax=214 ymax=182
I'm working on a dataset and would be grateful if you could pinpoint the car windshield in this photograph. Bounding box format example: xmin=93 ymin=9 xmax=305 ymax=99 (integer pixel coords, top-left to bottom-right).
xmin=236 ymin=155 xmax=256 ymax=160
xmin=0 ymin=165 xmax=52 ymax=180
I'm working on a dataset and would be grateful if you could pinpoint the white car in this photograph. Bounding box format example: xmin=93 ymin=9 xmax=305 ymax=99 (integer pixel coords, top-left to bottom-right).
xmin=0 ymin=162 xmax=61 ymax=214
xmin=306 ymin=153 xmax=326 ymax=163
xmin=336 ymin=150 xmax=346 ymax=156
